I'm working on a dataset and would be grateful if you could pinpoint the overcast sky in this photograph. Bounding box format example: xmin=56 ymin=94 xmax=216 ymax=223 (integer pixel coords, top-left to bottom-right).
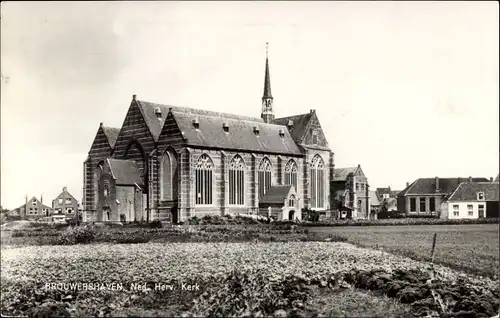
xmin=1 ymin=1 xmax=498 ymax=209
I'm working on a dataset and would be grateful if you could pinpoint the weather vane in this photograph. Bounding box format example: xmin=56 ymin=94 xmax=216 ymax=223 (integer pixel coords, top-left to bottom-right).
xmin=266 ymin=42 xmax=269 ymax=58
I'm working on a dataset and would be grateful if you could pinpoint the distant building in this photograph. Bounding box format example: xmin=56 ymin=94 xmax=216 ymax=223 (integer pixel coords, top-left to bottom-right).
xmin=369 ymin=190 xmax=381 ymax=216
xmin=397 ymin=177 xmax=490 ymax=217
xmin=8 ymin=196 xmax=53 ymax=219
xmin=376 ymin=186 xmax=399 ymax=200
xmin=331 ymin=165 xmax=372 ymax=219
xmin=52 ymin=187 xmax=79 ymax=218
xmin=258 ymin=185 xmax=298 ymax=221
xmin=440 ymin=182 xmax=499 ymax=219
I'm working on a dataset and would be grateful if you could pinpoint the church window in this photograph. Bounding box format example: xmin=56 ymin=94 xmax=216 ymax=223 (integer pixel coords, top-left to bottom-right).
xmin=310 ymin=154 xmax=325 ymax=209
xmin=312 ymin=129 xmax=318 ymax=144
xmin=259 ymin=157 xmax=272 ymax=198
xmin=229 ymin=155 xmax=245 ymax=205
xmin=284 ymin=160 xmax=298 ymax=190
xmin=289 ymin=195 xmax=296 ymax=207
xmin=161 ymin=149 xmax=178 ymax=201
xmin=196 ymin=154 xmax=214 ymax=205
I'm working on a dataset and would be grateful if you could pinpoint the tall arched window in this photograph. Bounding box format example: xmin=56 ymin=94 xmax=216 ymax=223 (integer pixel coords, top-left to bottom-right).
xmin=284 ymin=159 xmax=298 ymax=190
xmin=310 ymin=155 xmax=325 ymax=209
xmin=259 ymin=157 xmax=272 ymax=198
xmin=229 ymin=155 xmax=245 ymax=205
xmin=93 ymin=161 xmax=104 ymax=209
xmin=160 ymin=149 xmax=178 ymax=201
xmin=196 ymin=154 xmax=214 ymax=205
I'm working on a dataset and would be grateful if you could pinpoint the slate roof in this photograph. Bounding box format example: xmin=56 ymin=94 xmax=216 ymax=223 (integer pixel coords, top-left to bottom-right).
xmin=136 ymin=100 xmax=172 ymax=142
xmin=260 ymin=185 xmax=294 ymax=205
xmin=398 ymin=177 xmax=490 ymax=196
xmin=170 ymin=107 xmax=303 ymax=155
xmin=101 ymin=126 xmax=120 ymax=149
xmin=107 ymin=159 xmax=144 ymax=186
xmin=447 ymin=182 xmax=499 ymax=201
xmin=370 ymin=191 xmax=381 ymax=206
xmin=333 ymin=167 xmax=358 ymax=181
xmin=273 ymin=113 xmax=312 ymax=144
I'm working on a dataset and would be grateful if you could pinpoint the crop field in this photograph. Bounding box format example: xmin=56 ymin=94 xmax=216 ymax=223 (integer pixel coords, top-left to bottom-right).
xmin=1 ymin=241 xmax=499 ymax=317
xmin=309 ymin=224 xmax=500 ymax=278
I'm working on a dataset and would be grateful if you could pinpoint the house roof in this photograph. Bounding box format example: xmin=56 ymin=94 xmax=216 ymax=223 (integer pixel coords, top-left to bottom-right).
xmin=53 ymin=188 xmax=78 ymax=203
xmin=398 ymin=177 xmax=491 ymax=196
xmin=273 ymin=113 xmax=312 ymax=144
xmin=101 ymin=126 xmax=120 ymax=149
xmin=370 ymin=191 xmax=381 ymax=206
xmin=447 ymin=182 xmax=499 ymax=201
xmin=170 ymin=107 xmax=303 ymax=155
xmin=259 ymin=185 xmax=294 ymax=205
xmin=135 ymin=100 xmax=172 ymax=142
xmin=333 ymin=167 xmax=358 ymax=181
xmin=108 ymin=159 xmax=144 ymax=186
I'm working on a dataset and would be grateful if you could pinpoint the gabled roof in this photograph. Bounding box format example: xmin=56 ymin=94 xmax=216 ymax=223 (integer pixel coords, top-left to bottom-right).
xmin=107 ymin=159 xmax=144 ymax=186
xmin=398 ymin=177 xmax=490 ymax=196
xmin=101 ymin=126 xmax=120 ymax=149
xmin=260 ymin=185 xmax=294 ymax=205
xmin=53 ymin=188 xmax=78 ymax=202
xmin=170 ymin=107 xmax=302 ymax=155
xmin=447 ymin=182 xmax=499 ymax=201
xmin=333 ymin=167 xmax=358 ymax=181
xmin=135 ymin=100 xmax=172 ymax=142
xmin=370 ymin=191 xmax=381 ymax=206
xmin=273 ymin=113 xmax=312 ymax=144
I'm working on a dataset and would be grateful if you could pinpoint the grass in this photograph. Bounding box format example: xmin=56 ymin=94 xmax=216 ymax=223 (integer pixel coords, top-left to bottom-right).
xmin=308 ymin=224 xmax=500 ymax=278
xmin=305 ymin=287 xmax=414 ymax=318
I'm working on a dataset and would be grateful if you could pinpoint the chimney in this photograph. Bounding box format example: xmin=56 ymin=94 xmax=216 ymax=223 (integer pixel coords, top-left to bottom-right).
xmin=406 ymin=182 xmax=409 ymax=188
xmin=457 ymin=177 xmax=461 ymax=184
xmin=99 ymin=122 xmax=103 ymax=127
xmin=468 ymin=176 xmax=472 ymax=182
xmin=435 ymin=177 xmax=440 ymax=192
xmin=310 ymin=109 xmax=315 ymax=114
xmin=63 ymin=186 xmax=67 ymax=192
xmin=132 ymin=94 xmax=137 ymax=101
xmin=490 ymin=177 xmax=494 ymax=182
xmin=41 ymin=194 xmax=43 ymax=204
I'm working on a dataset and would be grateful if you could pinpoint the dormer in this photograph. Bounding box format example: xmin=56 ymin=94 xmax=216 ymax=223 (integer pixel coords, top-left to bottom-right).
xmin=278 ymin=129 xmax=285 ymax=138
xmin=222 ymin=122 xmax=229 ymax=133
xmin=287 ymin=120 xmax=294 ymax=129
xmin=253 ymin=126 xmax=260 ymax=136
xmin=477 ymin=192 xmax=485 ymax=201
xmin=192 ymin=118 xmax=200 ymax=129
xmin=154 ymin=107 xmax=162 ymax=119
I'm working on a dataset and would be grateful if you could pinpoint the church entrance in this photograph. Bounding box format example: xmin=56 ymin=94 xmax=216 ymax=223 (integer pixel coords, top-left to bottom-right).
xmin=288 ymin=210 xmax=295 ymax=221
xmin=171 ymin=206 xmax=178 ymax=224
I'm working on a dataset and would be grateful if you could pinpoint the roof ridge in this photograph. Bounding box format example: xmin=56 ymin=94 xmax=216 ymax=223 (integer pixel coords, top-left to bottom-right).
xmin=171 ymin=106 xmax=263 ymax=122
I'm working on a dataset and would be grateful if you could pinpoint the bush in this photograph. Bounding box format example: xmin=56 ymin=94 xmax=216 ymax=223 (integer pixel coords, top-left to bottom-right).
xmin=11 ymin=231 xmax=25 ymax=237
xmin=59 ymin=225 xmax=96 ymax=245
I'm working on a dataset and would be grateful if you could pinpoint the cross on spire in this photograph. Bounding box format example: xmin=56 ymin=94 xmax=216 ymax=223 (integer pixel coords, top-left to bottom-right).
xmin=266 ymin=42 xmax=269 ymax=58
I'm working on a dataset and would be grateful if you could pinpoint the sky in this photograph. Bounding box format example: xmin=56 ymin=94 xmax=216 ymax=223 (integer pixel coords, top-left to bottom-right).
xmin=1 ymin=1 xmax=498 ymax=209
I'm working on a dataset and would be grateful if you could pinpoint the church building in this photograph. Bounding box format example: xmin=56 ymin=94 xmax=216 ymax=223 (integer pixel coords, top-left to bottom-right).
xmin=82 ymin=47 xmax=335 ymax=223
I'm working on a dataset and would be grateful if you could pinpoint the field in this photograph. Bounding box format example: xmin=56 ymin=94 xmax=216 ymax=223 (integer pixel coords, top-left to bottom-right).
xmin=1 ymin=219 xmax=499 ymax=317
xmin=309 ymin=224 xmax=500 ymax=278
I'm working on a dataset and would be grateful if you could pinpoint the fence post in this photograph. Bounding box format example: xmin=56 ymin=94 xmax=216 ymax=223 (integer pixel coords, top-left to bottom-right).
xmin=430 ymin=233 xmax=437 ymax=263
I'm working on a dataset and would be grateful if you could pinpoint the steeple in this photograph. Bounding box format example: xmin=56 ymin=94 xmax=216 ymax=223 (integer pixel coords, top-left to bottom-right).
xmin=261 ymin=42 xmax=274 ymax=123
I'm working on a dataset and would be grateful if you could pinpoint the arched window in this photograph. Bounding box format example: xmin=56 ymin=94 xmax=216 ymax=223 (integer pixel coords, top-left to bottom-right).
xmin=196 ymin=154 xmax=214 ymax=205
xmin=284 ymin=160 xmax=298 ymax=190
xmin=160 ymin=149 xmax=178 ymax=201
xmin=259 ymin=157 xmax=272 ymax=198
xmin=288 ymin=194 xmax=296 ymax=207
xmin=310 ymin=155 xmax=325 ymax=209
xmin=93 ymin=161 xmax=104 ymax=209
xmin=229 ymin=155 xmax=245 ymax=205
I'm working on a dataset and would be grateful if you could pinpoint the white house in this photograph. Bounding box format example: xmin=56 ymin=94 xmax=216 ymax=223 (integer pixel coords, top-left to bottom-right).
xmin=440 ymin=182 xmax=499 ymax=219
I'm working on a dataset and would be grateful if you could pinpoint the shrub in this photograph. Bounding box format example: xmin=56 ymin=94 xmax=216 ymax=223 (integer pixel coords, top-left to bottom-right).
xmin=59 ymin=225 xmax=96 ymax=245
xmin=11 ymin=231 xmax=25 ymax=237
xmin=150 ymin=219 xmax=163 ymax=228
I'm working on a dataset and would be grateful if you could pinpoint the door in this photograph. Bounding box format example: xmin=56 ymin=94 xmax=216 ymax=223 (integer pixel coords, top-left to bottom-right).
xmin=171 ymin=206 xmax=178 ymax=224
xmin=288 ymin=210 xmax=295 ymax=221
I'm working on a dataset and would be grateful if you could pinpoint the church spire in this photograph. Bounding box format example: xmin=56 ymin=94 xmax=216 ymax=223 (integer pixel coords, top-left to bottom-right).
xmin=261 ymin=42 xmax=274 ymax=123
